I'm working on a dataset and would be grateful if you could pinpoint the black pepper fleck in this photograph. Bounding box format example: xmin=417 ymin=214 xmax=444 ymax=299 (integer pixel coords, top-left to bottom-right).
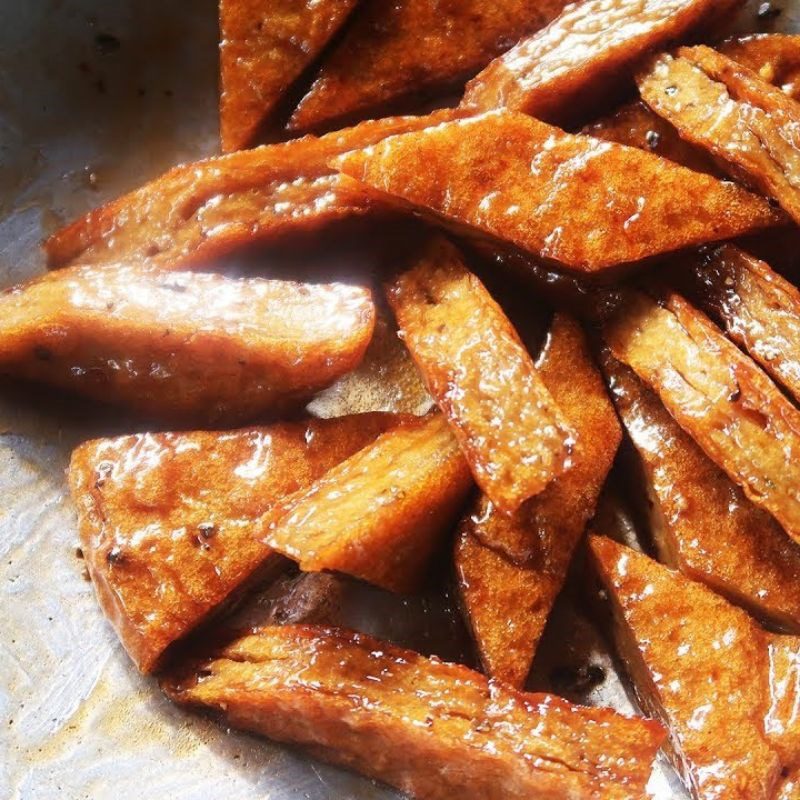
xmin=95 ymin=33 xmax=121 ymax=55
xmin=645 ymin=130 xmax=661 ymax=150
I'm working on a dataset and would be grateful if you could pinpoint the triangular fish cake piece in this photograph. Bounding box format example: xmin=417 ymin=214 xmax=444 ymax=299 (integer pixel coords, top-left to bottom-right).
xmin=162 ymin=624 xmax=665 ymax=800
xmin=220 ymin=0 xmax=359 ymax=152
xmin=264 ymin=414 xmax=473 ymax=593
xmin=585 ymin=33 xmax=800 ymax=174
xmin=602 ymin=350 xmax=800 ymax=632
xmin=461 ymin=0 xmax=739 ymax=124
xmin=0 ymin=264 xmax=375 ymax=424
xmin=334 ymin=111 xmax=782 ymax=274
xmin=638 ymin=45 xmax=800 ymax=225
xmin=603 ymin=290 xmax=800 ymax=546
xmin=70 ymin=413 xmax=401 ymax=672
xmin=680 ymin=245 xmax=800 ymax=405
xmin=288 ymin=0 xmax=571 ymax=133
xmin=589 ymin=535 xmax=783 ymax=800
xmin=386 ymin=236 xmax=574 ymax=513
xmin=455 ymin=314 xmax=620 ymax=688
xmin=45 ymin=109 xmax=457 ymax=271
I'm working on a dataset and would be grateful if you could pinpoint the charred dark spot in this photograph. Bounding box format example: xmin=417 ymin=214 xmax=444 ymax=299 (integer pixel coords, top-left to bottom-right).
xmin=768 ymin=196 xmax=782 ymax=209
xmin=550 ymin=663 xmax=606 ymax=695
xmin=729 ymin=384 xmax=742 ymax=403
xmin=75 ymin=547 xmax=84 ymax=560
xmin=106 ymin=547 xmax=125 ymax=566
xmin=95 ymin=33 xmax=121 ymax=55
xmin=645 ymin=130 xmax=661 ymax=150
xmin=34 ymin=346 xmax=52 ymax=361
xmin=198 ymin=522 xmax=217 ymax=540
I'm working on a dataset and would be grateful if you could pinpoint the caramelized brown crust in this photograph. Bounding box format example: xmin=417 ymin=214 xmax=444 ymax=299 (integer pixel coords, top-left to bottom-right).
xmin=162 ymin=624 xmax=665 ymax=800
xmin=386 ymin=236 xmax=572 ymax=513
xmin=604 ymin=291 xmax=800 ymax=547
xmin=264 ymin=414 xmax=473 ymax=593
xmin=44 ymin=110 xmax=456 ymax=270
xmin=588 ymin=535 xmax=783 ymax=800
xmin=681 ymin=245 xmax=800 ymax=405
xmin=585 ymin=33 xmax=800 ymax=171
xmin=219 ymin=0 xmax=358 ymax=152
xmin=69 ymin=413 xmax=399 ymax=672
xmin=334 ymin=111 xmax=781 ymax=274
xmin=638 ymin=46 xmax=800 ymax=224
xmin=287 ymin=0 xmax=570 ymax=133
xmin=0 ymin=264 xmax=374 ymax=424
xmin=461 ymin=0 xmax=738 ymax=124
xmin=455 ymin=315 xmax=620 ymax=687
xmin=603 ymin=352 xmax=800 ymax=632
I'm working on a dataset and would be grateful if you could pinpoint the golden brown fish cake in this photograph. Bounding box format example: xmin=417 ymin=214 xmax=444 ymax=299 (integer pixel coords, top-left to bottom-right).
xmin=44 ymin=110 xmax=457 ymax=271
xmin=386 ymin=236 xmax=572 ymax=513
xmin=454 ymin=314 xmax=620 ymax=688
xmin=334 ymin=111 xmax=782 ymax=274
xmin=603 ymin=351 xmax=800 ymax=632
xmin=264 ymin=414 xmax=473 ymax=593
xmin=585 ymin=33 xmax=800 ymax=171
xmin=681 ymin=245 xmax=800 ymax=405
xmin=287 ymin=0 xmax=571 ymax=133
xmin=461 ymin=0 xmax=740 ymax=124
xmin=638 ymin=46 xmax=800 ymax=224
xmin=69 ymin=413 xmax=400 ymax=672
xmin=604 ymin=291 xmax=800 ymax=547
xmin=162 ymin=624 xmax=665 ymax=800
xmin=0 ymin=264 xmax=374 ymax=424
xmin=589 ymin=535 xmax=783 ymax=800
xmin=219 ymin=0 xmax=359 ymax=152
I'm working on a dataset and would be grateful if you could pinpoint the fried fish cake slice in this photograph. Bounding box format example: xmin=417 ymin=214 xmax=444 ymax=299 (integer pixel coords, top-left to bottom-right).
xmin=589 ymin=535 xmax=783 ymax=800
xmin=603 ymin=351 xmax=800 ymax=632
xmin=386 ymin=237 xmax=573 ymax=513
xmin=44 ymin=110 xmax=457 ymax=271
xmin=585 ymin=34 xmax=800 ymax=174
xmin=681 ymin=245 xmax=800 ymax=405
xmin=162 ymin=624 xmax=665 ymax=800
xmin=219 ymin=0 xmax=359 ymax=152
xmin=264 ymin=413 xmax=472 ymax=593
xmin=0 ymin=264 xmax=374 ymax=424
xmin=604 ymin=291 xmax=800 ymax=547
xmin=334 ymin=111 xmax=782 ymax=274
xmin=460 ymin=0 xmax=739 ymax=124
xmin=69 ymin=413 xmax=399 ymax=672
xmin=638 ymin=46 xmax=800 ymax=225
xmin=454 ymin=314 xmax=620 ymax=688
xmin=287 ymin=0 xmax=570 ymax=133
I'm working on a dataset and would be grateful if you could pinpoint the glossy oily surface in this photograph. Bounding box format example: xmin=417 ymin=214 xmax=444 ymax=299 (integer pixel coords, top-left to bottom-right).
xmin=604 ymin=352 xmax=800 ymax=631
xmin=264 ymin=414 xmax=473 ymax=593
xmin=334 ymin=111 xmax=782 ymax=273
xmin=69 ymin=413 xmax=399 ymax=672
xmin=386 ymin=236 xmax=572 ymax=513
xmin=44 ymin=110 xmax=457 ymax=271
xmin=219 ymin=0 xmax=358 ymax=151
xmin=0 ymin=263 xmax=375 ymax=424
xmin=604 ymin=291 xmax=800 ymax=547
xmin=455 ymin=314 xmax=620 ymax=687
xmin=288 ymin=0 xmax=571 ymax=132
xmin=638 ymin=46 xmax=800 ymax=224
xmin=163 ymin=624 xmax=665 ymax=800
xmin=584 ymin=33 xmax=800 ymax=172
xmin=589 ymin=535 xmax=782 ymax=800
xmin=461 ymin=0 xmax=739 ymax=123
xmin=682 ymin=245 xmax=800 ymax=405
